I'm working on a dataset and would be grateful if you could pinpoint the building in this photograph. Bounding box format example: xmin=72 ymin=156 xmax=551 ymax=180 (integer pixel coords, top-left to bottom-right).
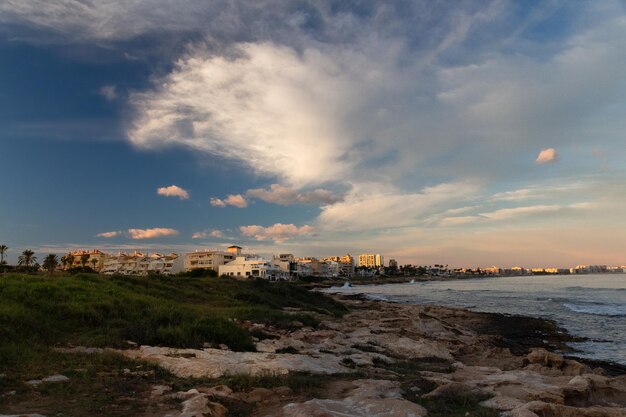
xmin=184 ymin=245 xmax=245 ymax=272
xmin=358 ymin=253 xmax=384 ymax=269
xmin=64 ymin=250 xmax=107 ymax=271
xmin=218 ymin=256 xmax=285 ymax=280
xmin=322 ymin=254 xmax=355 ymax=277
xmin=101 ymin=252 xmax=184 ymax=275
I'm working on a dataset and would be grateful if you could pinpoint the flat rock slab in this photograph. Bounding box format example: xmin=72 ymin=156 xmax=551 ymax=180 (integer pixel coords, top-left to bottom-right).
xmin=119 ymin=346 xmax=348 ymax=378
xmin=277 ymin=379 xmax=427 ymax=417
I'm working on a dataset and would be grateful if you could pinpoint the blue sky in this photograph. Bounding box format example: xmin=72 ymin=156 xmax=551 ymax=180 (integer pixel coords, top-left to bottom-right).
xmin=1 ymin=0 xmax=625 ymax=267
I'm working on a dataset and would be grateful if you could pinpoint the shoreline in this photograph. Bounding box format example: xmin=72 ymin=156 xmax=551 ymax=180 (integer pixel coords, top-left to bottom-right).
xmin=338 ymin=293 xmax=626 ymax=376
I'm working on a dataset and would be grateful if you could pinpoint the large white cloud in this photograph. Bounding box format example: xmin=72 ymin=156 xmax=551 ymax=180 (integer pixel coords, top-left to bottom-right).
xmin=240 ymin=223 xmax=314 ymax=243
xmin=246 ymin=184 xmax=342 ymax=206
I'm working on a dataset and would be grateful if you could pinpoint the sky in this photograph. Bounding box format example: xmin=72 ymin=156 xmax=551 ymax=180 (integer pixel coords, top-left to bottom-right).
xmin=1 ymin=0 xmax=625 ymax=268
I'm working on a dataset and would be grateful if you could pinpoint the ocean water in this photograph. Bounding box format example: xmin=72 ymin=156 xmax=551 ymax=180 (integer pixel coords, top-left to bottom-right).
xmin=325 ymin=274 xmax=626 ymax=365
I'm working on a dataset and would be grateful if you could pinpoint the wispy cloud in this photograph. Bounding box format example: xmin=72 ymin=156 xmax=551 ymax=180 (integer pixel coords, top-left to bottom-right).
xmin=97 ymin=228 xmax=179 ymax=239
xmin=157 ymin=185 xmax=190 ymax=200
xmin=240 ymin=223 xmax=314 ymax=243
xmin=96 ymin=231 xmax=122 ymax=238
xmin=210 ymin=194 xmax=248 ymax=208
xmin=99 ymin=85 xmax=117 ymax=101
xmin=246 ymin=184 xmax=342 ymax=206
xmin=128 ymin=228 xmax=179 ymax=239
xmin=192 ymin=229 xmax=224 ymax=239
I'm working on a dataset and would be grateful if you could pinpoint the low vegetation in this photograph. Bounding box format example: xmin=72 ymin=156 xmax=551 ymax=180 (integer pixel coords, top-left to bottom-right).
xmin=0 ymin=272 xmax=346 ymax=367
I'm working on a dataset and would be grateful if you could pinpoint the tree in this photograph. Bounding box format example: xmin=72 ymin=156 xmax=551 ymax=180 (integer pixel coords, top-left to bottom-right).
xmin=18 ymin=250 xmax=37 ymax=269
xmin=0 ymin=244 xmax=7 ymax=265
xmin=61 ymin=254 xmax=73 ymax=270
xmin=90 ymin=258 xmax=98 ymax=271
xmin=80 ymin=254 xmax=90 ymax=268
xmin=43 ymin=254 xmax=59 ymax=275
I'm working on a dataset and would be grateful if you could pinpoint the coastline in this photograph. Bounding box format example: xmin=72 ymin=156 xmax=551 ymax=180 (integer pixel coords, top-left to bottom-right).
xmin=3 ymin=281 xmax=625 ymax=417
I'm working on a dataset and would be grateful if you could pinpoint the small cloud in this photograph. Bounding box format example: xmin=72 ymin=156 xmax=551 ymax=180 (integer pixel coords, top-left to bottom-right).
xmin=96 ymin=230 xmax=122 ymax=238
xmin=99 ymin=85 xmax=118 ymax=101
xmin=157 ymin=185 xmax=190 ymax=200
xmin=210 ymin=194 xmax=248 ymax=208
xmin=192 ymin=229 xmax=224 ymax=239
xmin=240 ymin=223 xmax=314 ymax=243
xmin=535 ymin=148 xmax=558 ymax=164
xmin=127 ymin=228 xmax=179 ymax=239
xmin=246 ymin=184 xmax=343 ymax=206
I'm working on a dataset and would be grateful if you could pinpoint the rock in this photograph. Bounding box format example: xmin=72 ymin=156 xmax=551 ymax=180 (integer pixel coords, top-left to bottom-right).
xmin=25 ymin=379 xmax=43 ymax=386
xmin=119 ymin=346 xmax=348 ymax=378
xmin=218 ymin=344 xmax=229 ymax=350
xmin=241 ymin=387 xmax=275 ymax=404
xmin=151 ymin=384 xmax=172 ymax=397
xmin=42 ymin=374 xmax=69 ymax=383
xmin=199 ymin=385 xmax=234 ymax=399
xmin=278 ymin=379 xmax=427 ymax=417
xmin=176 ymin=391 xmax=228 ymax=417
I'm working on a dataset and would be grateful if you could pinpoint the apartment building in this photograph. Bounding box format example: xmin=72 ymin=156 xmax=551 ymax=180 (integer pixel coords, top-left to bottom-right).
xmin=101 ymin=252 xmax=183 ymax=275
xmin=184 ymin=245 xmax=243 ymax=272
xmin=358 ymin=253 xmax=384 ymax=269
xmin=64 ymin=249 xmax=107 ymax=271
xmin=218 ymin=256 xmax=285 ymax=280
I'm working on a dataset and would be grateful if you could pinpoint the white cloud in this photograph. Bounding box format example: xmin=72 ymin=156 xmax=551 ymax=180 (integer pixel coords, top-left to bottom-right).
xmin=99 ymin=85 xmax=117 ymax=101
xmin=157 ymin=185 xmax=190 ymax=200
xmin=535 ymin=148 xmax=558 ymax=164
xmin=96 ymin=230 xmax=122 ymax=238
xmin=192 ymin=229 xmax=224 ymax=239
xmin=317 ymin=181 xmax=481 ymax=232
xmin=210 ymin=194 xmax=248 ymax=208
xmin=127 ymin=228 xmax=179 ymax=239
xmin=240 ymin=223 xmax=314 ymax=243
xmin=246 ymin=184 xmax=342 ymax=206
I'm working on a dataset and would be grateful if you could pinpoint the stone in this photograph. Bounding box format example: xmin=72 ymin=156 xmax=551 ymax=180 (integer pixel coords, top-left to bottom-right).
xmin=42 ymin=374 xmax=69 ymax=383
xmin=151 ymin=384 xmax=172 ymax=397
xmin=278 ymin=379 xmax=427 ymax=417
xmin=119 ymin=346 xmax=348 ymax=378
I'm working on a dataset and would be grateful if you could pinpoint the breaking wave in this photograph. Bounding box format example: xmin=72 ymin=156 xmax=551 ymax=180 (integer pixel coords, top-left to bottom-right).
xmin=563 ymin=302 xmax=626 ymax=317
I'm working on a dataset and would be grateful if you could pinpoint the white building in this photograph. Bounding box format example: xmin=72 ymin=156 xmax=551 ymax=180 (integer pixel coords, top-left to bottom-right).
xmin=184 ymin=245 xmax=244 ymax=272
xmin=102 ymin=252 xmax=184 ymax=275
xmin=218 ymin=256 xmax=286 ymax=280
xmin=358 ymin=253 xmax=384 ymax=269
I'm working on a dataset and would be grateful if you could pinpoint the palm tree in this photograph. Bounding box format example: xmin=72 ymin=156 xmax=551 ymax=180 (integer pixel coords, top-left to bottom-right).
xmin=43 ymin=254 xmax=59 ymax=275
xmin=61 ymin=254 xmax=73 ymax=270
xmin=90 ymin=258 xmax=98 ymax=271
xmin=80 ymin=254 xmax=89 ymax=268
xmin=0 ymin=244 xmax=7 ymax=265
xmin=18 ymin=250 xmax=37 ymax=269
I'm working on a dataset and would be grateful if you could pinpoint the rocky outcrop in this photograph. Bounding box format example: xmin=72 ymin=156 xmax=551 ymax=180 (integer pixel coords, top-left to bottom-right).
xmin=277 ymin=379 xmax=427 ymax=417
xmin=119 ymin=346 xmax=348 ymax=378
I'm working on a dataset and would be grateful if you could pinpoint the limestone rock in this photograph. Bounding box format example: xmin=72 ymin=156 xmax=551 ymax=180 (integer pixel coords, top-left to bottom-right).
xmin=119 ymin=346 xmax=348 ymax=378
xmin=278 ymin=379 xmax=427 ymax=417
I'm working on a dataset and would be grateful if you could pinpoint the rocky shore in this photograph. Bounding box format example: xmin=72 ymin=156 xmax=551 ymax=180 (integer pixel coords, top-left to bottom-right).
xmin=116 ymin=295 xmax=626 ymax=416
xmin=5 ymin=294 xmax=625 ymax=417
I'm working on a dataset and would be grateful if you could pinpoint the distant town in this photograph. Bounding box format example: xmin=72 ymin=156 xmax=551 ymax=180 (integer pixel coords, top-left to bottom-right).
xmin=0 ymin=244 xmax=624 ymax=279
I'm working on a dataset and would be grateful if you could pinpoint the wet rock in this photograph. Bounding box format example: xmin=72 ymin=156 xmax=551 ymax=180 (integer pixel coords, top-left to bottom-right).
xmin=25 ymin=374 xmax=69 ymax=386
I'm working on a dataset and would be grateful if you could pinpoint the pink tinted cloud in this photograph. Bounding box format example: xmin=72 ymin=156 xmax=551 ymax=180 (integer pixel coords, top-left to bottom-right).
xmin=192 ymin=229 xmax=224 ymax=239
xmin=127 ymin=228 xmax=179 ymax=239
xmin=96 ymin=230 xmax=122 ymax=238
xmin=240 ymin=223 xmax=314 ymax=242
xmin=157 ymin=185 xmax=190 ymax=200
xmin=210 ymin=194 xmax=248 ymax=208
xmin=535 ymin=148 xmax=558 ymax=164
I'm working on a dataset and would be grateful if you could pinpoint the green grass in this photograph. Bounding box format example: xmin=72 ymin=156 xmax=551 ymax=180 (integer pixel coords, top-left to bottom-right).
xmin=0 ymin=273 xmax=348 ymax=416
xmin=0 ymin=273 xmax=347 ymax=365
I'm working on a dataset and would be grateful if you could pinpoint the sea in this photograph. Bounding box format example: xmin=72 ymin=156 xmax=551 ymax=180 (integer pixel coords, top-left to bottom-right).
xmin=325 ymin=274 xmax=626 ymax=365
